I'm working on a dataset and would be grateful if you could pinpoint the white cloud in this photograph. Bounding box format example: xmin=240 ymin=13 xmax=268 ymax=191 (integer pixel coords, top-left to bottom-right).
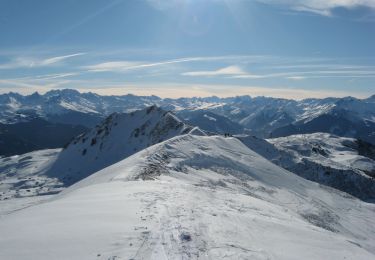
xmin=1 ymin=54 xmax=374 ymax=99
xmin=287 ymin=76 xmax=306 ymax=80
xmin=146 ymin=0 xmax=375 ymax=16
xmin=84 ymin=61 xmax=142 ymax=72
xmin=0 ymin=78 xmax=70 ymax=89
xmin=235 ymin=69 xmax=375 ymax=79
xmin=258 ymin=0 xmax=375 ymax=16
xmin=181 ymin=65 xmax=249 ymax=77
xmin=84 ymin=57 xmax=209 ymax=72
xmin=41 ymin=53 xmax=85 ymax=66
xmin=83 ymin=55 xmax=265 ymax=73
xmin=231 ymin=74 xmax=265 ymax=79
xmin=30 ymin=73 xmax=79 ymax=80
xmin=3 ymin=72 xmax=79 ymax=81
xmin=182 ymin=65 xmax=266 ymax=79
xmin=0 ymin=73 xmax=78 ymax=92
xmin=0 ymin=53 xmax=85 ymax=69
xmin=182 ymin=63 xmax=375 ymax=79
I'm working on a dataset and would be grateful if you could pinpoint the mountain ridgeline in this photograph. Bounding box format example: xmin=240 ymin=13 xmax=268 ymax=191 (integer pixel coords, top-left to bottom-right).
xmin=42 ymin=106 xmax=206 ymax=185
xmin=0 ymin=89 xmax=374 ymax=157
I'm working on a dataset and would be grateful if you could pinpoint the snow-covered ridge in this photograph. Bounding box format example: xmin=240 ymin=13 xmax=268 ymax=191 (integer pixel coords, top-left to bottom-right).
xmin=1 ymin=134 xmax=375 ymax=259
xmin=238 ymin=133 xmax=375 ymax=201
xmin=49 ymin=106 xmax=206 ymax=185
xmin=0 ymin=106 xmax=206 ymax=201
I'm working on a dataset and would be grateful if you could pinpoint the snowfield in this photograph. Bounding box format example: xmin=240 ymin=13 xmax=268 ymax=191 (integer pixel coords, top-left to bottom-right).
xmin=238 ymin=133 xmax=375 ymax=201
xmin=0 ymin=149 xmax=62 ymax=201
xmin=1 ymin=135 xmax=375 ymax=259
xmin=269 ymin=133 xmax=375 ymax=177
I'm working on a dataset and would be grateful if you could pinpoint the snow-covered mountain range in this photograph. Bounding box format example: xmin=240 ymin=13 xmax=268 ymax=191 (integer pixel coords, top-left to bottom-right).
xmin=1 ymin=134 xmax=375 ymax=259
xmin=1 ymin=106 xmax=374 ymax=202
xmin=1 ymin=90 xmax=374 ymax=155
xmin=2 ymin=90 xmax=374 ymax=127
xmin=1 ymin=92 xmax=375 ymax=259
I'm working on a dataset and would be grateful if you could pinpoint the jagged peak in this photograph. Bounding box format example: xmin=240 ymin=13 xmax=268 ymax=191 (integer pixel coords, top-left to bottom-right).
xmin=61 ymin=106 xmax=198 ymax=154
xmin=44 ymin=88 xmax=81 ymax=98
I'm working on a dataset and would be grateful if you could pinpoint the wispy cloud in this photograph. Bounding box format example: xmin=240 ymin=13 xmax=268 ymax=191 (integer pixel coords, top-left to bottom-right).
xmin=86 ymin=58 xmax=182 ymax=72
xmin=83 ymin=61 xmax=142 ymax=72
xmin=0 ymin=73 xmax=78 ymax=91
xmin=269 ymin=64 xmax=375 ymax=70
xmin=0 ymin=78 xmax=70 ymax=89
xmin=40 ymin=53 xmax=85 ymax=66
xmin=182 ymin=64 xmax=375 ymax=80
xmin=83 ymin=57 xmax=211 ymax=72
xmin=0 ymin=53 xmax=85 ymax=69
xmin=1 ymin=54 xmax=374 ymax=99
xmin=182 ymin=65 xmax=250 ymax=77
xmin=83 ymin=55 xmax=266 ymax=73
xmin=287 ymin=76 xmax=306 ymax=80
xmin=26 ymin=72 xmax=79 ymax=80
xmin=258 ymin=0 xmax=375 ymax=16
xmin=147 ymin=0 xmax=375 ymax=16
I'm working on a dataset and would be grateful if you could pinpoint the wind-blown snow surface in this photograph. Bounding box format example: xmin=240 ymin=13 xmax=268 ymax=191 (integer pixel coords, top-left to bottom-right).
xmin=1 ymin=135 xmax=375 ymax=259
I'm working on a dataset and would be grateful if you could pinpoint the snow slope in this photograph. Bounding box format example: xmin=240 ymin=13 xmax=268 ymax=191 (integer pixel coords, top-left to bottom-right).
xmin=0 ymin=149 xmax=62 ymax=216
xmin=269 ymin=133 xmax=375 ymax=176
xmin=0 ymin=106 xmax=205 ymax=200
xmin=0 ymin=149 xmax=62 ymax=200
xmin=238 ymin=133 xmax=375 ymax=201
xmin=49 ymin=105 xmax=205 ymax=185
xmin=0 ymin=135 xmax=374 ymax=259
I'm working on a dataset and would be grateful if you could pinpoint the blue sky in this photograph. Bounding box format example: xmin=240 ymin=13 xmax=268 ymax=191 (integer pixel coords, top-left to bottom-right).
xmin=0 ymin=0 xmax=374 ymax=99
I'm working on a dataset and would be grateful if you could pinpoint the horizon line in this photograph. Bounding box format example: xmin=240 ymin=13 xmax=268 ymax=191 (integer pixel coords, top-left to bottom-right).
xmin=0 ymin=87 xmax=373 ymax=101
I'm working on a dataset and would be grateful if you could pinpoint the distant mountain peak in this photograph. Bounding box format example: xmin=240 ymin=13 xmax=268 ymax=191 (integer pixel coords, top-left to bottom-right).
xmin=44 ymin=89 xmax=81 ymax=98
xmin=366 ymin=94 xmax=375 ymax=102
